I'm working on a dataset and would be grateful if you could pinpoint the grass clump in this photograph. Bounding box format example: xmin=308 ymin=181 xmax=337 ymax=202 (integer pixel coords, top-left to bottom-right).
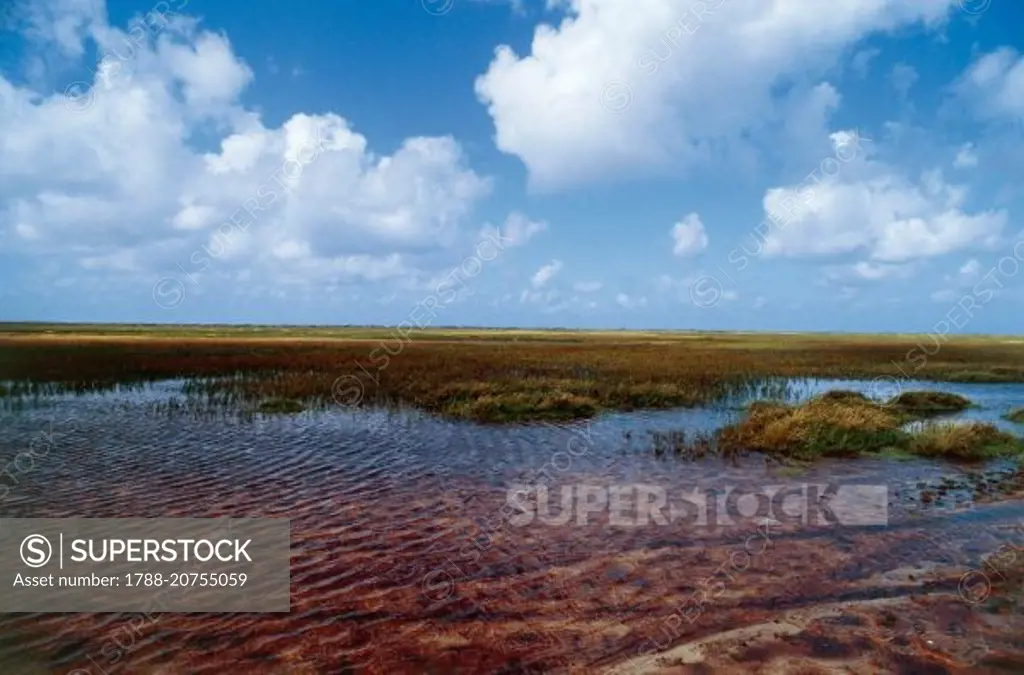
xmin=718 ymin=396 xmax=1024 ymax=462
xmin=888 ymin=391 xmax=972 ymax=416
xmin=257 ymin=398 xmax=305 ymax=414
xmin=1005 ymin=408 xmax=1024 ymax=424
xmin=444 ymin=390 xmax=598 ymax=423
xmin=719 ymin=398 xmax=905 ymax=460
xmin=816 ymin=389 xmax=872 ymax=403
xmin=908 ymin=422 xmax=1024 ymax=461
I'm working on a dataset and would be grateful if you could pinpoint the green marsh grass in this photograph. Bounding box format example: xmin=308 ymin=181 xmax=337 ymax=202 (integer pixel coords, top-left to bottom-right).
xmin=3 ymin=329 xmax=1024 ymax=422
xmin=716 ymin=392 xmax=1024 ymax=462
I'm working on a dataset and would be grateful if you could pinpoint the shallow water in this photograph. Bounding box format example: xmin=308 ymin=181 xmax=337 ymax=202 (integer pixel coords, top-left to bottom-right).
xmin=0 ymin=379 xmax=1022 ymax=673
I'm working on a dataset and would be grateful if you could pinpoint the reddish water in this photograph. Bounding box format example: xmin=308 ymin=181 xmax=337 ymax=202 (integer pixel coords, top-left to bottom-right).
xmin=1 ymin=385 xmax=1023 ymax=674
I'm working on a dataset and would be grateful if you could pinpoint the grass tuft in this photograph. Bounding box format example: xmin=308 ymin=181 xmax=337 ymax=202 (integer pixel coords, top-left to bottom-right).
xmin=908 ymin=422 xmax=1024 ymax=461
xmin=719 ymin=398 xmax=904 ymax=460
xmin=816 ymin=389 xmax=873 ymax=404
xmin=717 ymin=395 xmax=1023 ymax=462
xmin=888 ymin=391 xmax=972 ymax=416
xmin=1006 ymin=408 xmax=1024 ymax=424
xmin=444 ymin=391 xmax=598 ymax=423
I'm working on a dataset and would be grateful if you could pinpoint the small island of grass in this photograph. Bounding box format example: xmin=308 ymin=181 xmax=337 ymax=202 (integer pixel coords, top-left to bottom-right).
xmin=887 ymin=390 xmax=972 ymax=416
xmin=1006 ymin=408 xmax=1024 ymax=424
xmin=815 ymin=390 xmax=873 ymax=404
xmin=908 ymin=421 xmax=1024 ymax=460
xmin=718 ymin=391 xmax=1023 ymax=461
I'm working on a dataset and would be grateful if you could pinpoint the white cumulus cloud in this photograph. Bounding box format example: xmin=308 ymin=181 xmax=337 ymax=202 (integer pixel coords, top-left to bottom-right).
xmin=671 ymin=212 xmax=708 ymax=256
xmin=954 ymin=47 xmax=1024 ymax=122
xmin=475 ymin=0 xmax=959 ymax=190
xmin=759 ymin=133 xmax=1007 ymax=262
xmin=0 ymin=0 xmax=494 ymax=297
xmin=531 ymin=259 xmax=563 ymax=288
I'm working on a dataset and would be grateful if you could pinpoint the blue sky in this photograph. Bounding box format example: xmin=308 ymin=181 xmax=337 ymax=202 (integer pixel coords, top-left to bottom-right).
xmin=1 ymin=0 xmax=1023 ymax=331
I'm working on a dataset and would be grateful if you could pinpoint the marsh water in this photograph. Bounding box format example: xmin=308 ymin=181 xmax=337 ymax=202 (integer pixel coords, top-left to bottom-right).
xmin=0 ymin=378 xmax=1023 ymax=673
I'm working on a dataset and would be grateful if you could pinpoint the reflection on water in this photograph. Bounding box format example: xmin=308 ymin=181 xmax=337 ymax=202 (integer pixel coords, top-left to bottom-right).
xmin=0 ymin=378 xmax=1021 ymax=673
